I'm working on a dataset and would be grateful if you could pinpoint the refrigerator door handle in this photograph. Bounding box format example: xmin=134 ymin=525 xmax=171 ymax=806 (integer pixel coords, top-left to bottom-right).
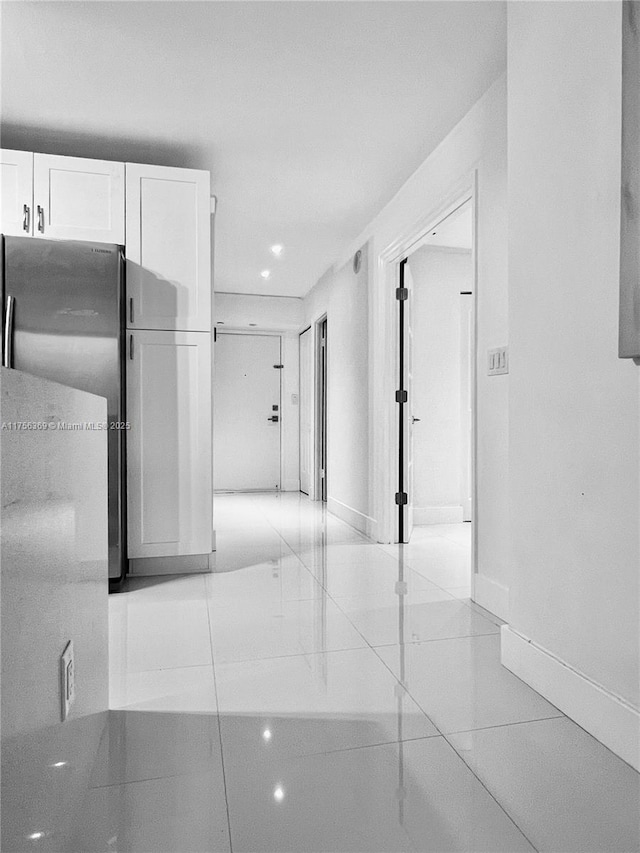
xmin=3 ymin=295 xmax=14 ymax=368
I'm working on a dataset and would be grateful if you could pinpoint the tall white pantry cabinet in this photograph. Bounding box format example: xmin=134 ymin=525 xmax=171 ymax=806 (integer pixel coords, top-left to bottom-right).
xmin=125 ymin=163 xmax=212 ymax=572
xmin=0 ymin=149 xmax=214 ymax=574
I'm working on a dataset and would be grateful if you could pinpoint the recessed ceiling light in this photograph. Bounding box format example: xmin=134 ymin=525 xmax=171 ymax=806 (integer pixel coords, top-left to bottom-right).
xmin=270 ymin=244 xmax=283 ymax=257
xmin=261 ymin=270 xmax=271 ymax=279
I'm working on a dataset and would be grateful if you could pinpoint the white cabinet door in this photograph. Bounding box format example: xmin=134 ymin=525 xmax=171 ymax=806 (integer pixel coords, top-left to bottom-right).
xmin=1 ymin=149 xmax=33 ymax=236
xmin=33 ymin=154 xmax=124 ymax=243
xmin=127 ymin=330 xmax=212 ymax=558
xmin=125 ymin=163 xmax=211 ymax=332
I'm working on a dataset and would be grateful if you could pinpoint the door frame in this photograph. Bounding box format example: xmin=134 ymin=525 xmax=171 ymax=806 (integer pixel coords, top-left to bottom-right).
xmin=315 ymin=314 xmax=328 ymax=502
xmin=298 ymin=324 xmax=313 ymax=497
xmin=213 ymin=328 xmax=283 ymax=491
xmin=377 ymin=171 xmax=478 ymax=586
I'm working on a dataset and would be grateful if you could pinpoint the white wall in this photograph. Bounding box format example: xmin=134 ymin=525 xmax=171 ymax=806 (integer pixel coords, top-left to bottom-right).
xmin=280 ymin=332 xmax=301 ymax=492
xmin=408 ymin=247 xmax=472 ymax=522
xmin=620 ymin=1 xmax=640 ymax=358
xmin=213 ymin=293 xmax=301 ymax=491
xmin=303 ymin=245 xmax=372 ymax=533
xmin=215 ymin=292 xmax=303 ymax=331
xmin=334 ymin=76 xmax=508 ymax=615
xmin=504 ymin=2 xmax=640 ymax=770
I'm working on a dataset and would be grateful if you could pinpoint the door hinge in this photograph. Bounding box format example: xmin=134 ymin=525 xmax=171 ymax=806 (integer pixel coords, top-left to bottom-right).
xmin=395 ymin=389 xmax=407 ymax=403
xmin=395 ymin=491 xmax=408 ymax=506
xmin=396 ymin=287 xmax=408 ymax=301
xmin=320 ymin=469 xmax=325 ymax=478
xmin=273 ymin=364 xmax=284 ymax=369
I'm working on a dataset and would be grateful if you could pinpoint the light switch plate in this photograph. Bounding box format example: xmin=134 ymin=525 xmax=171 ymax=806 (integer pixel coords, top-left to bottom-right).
xmin=488 ymin=346 xmax=509 ymax=375
xmin=60 ymin=641 xmax=75 ymax=721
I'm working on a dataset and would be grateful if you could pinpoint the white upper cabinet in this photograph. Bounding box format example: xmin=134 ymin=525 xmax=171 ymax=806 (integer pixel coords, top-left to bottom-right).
xmin=126 ymin=329 xmax=212 ymax=559
xmin=33 ymin=154 xmax=124 ymax=243
xmin=125 ymin=163 xmax=211 ymax=332
xmin=1 ymin=149 xmax=34 ymax=236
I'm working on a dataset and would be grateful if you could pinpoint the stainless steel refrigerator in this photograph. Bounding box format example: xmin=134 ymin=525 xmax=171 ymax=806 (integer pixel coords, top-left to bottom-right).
xmin=1 ymin=235 xmax=126 ymax=582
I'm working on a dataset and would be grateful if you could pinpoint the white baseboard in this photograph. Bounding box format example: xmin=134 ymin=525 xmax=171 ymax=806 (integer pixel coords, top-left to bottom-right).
xmin=414 ymin=505 xmax=463 ymax=525
xmin=473 ymin=573 xmax=509 ymax=621
xmin=327 ymin=496 xmax=375 ymax=539
xmin=501 ymin=625 xmax=640 ymax=771
xmin=129 ymin=553 xmax=214 ymax=576
xmin=283 ymin=479 xmax=301 ymax=492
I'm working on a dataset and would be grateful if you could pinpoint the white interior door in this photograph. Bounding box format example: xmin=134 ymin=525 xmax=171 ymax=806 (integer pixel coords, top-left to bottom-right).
xmin=460 ymin=293 xmax=474 ymax=521
xmin=299 ymin=328 xmax=313 ymax=495
xmin=214 ymin=333 xmax=282 ymax=491
xmin=402 ymin=261 xmax=415 ymax=543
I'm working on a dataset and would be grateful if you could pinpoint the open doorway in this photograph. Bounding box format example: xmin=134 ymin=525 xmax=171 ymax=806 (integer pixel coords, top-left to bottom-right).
xmin=298 ymin=315 xmax=328 ymax=503
xmin=397 ymin=198 xmax=475 ymax=591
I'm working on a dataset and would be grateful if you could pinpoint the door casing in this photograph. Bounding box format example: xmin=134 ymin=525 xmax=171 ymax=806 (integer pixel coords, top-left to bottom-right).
xmin=299 ymin=325 xmax=313 ymax=496
xmin=316 ymin=315 xmax=328 ymax=502
xmin=377 ymin=172 xmax=478 ymax=592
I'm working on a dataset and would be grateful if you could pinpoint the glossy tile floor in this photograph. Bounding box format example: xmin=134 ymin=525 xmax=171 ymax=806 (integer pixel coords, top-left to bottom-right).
xmin=84 ymin=493 xmax=638 ymax=852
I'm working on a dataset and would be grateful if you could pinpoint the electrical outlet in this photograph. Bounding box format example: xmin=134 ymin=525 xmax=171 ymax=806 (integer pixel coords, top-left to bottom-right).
xmin=488 ymin=346 xmax=509 ymax=375
xmin=60 ymin=641 xmax=75 ymax=721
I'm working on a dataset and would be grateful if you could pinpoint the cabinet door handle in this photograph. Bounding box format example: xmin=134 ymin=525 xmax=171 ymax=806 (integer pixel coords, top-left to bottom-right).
xmin=37 ymin=205 xmax=44 ymax=233
xmin=22 ymin=204 xmax=30 ymax=233
xmin=129 ymin=298 xmax=134 ymax=324
xmin=129 ymin=335 xmax=134 ymax=360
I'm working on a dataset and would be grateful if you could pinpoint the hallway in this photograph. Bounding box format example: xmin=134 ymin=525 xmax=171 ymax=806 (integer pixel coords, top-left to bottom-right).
xmin=72 ymin=494 xmax=639 ymax=852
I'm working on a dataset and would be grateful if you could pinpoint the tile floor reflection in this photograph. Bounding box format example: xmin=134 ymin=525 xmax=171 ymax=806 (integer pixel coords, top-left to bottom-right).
xmin=9 ymin=493 xmax=638 ymax=852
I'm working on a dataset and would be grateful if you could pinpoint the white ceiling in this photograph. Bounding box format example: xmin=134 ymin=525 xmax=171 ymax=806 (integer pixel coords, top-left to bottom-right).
xmin=1 ymin=2 xmax=505 ymax=297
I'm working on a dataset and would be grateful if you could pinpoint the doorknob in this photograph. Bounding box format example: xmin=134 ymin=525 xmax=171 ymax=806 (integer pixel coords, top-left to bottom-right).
xmin=412 ymin=416 xmax=421 ymax=424
xmin=268 ymin=415 xmax=279 ymax=422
